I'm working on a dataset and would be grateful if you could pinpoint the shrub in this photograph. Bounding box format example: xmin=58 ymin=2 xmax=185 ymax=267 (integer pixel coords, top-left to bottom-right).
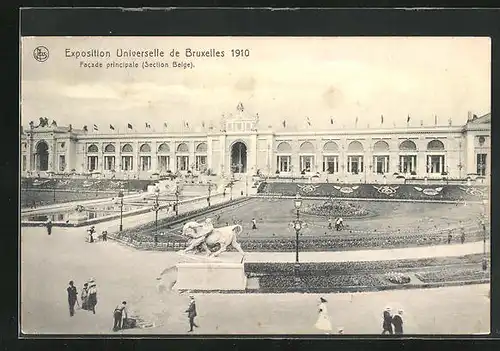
xmin=385 ymin=272 xmax=411 ymax=284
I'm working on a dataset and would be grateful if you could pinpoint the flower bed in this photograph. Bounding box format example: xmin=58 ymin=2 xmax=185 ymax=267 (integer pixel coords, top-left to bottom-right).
xmin=257 ymin=182 xmax=488 ymax=201
xmin=258 ymin=274 xmax=382 ymax=292
xmin=415 ymin=268 xmax=490 ymax=283
xmin=384 ymin=272 xmax=411 ymax=284
xmin=302 ymin=200 xmax=371 ymax=218
xmin=21 ymin=177 xmax=154 ymax=192
xmin=245 ymin=254 xmax=485 ymax=276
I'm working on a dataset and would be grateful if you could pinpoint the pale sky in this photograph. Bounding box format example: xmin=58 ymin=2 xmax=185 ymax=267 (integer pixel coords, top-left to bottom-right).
xmin=21 ymin=37 xmax=490 ymax=131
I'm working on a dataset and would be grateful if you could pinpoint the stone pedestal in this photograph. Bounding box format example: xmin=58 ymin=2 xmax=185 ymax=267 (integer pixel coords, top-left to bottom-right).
xmin=173 ymin=262 xmax=247 ymax=291
xmin=68 ymin=212 xmax=88 ymax=225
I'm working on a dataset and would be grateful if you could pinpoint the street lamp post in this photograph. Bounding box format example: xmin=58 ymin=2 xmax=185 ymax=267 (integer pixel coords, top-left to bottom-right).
xmin=207 ymin=182 xmax=212 ymax=207
xmin=293 ymin=193 xmax=303 ymax=288
xmin=153 ymin=187 xmax=160 ymax=241
xmin=482 ymin=199 xmax=488 ymax=270
xmin=230 ymin=181 xmax=233 ymax=200
xmin=175 ymin=184 xmax=180 ymax=216
xmin=118 ymin=190 xmax=124 ymax=232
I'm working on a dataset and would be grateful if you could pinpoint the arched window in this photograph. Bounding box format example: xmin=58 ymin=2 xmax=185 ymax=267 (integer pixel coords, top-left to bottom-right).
xmin=157 ymin=143 xmax=170 ymax=153
xmin=277 ymin=142 xmax=292 ymax=153
xmin=323 ymin=141 xmax=339 ymax=152
xmin=427 ymin=139 xmax=445 ymax=151
xmin=196 ymin=142 xmax=207 ymax=153
xmin=139 ymin=143 xmax=151 ymax=153
xmin=104 ymin=144 xmax=115 ymax=153
xmin=88 ymin=144 xmax=98 ymax=153
xmin=399 ymin=140 xmax=417 ymax=151
xmin=347 ymin=141 xmax=364 ymax=153
xmin=122 ymin=144 xmax=133 ymax=153
xmin=299 ymin=141 xmax=314 ymax=153
xmin=373 ymin=140 xmax=390 ymax=152
xmin=177 ymin=143 xmax=189 ymax=153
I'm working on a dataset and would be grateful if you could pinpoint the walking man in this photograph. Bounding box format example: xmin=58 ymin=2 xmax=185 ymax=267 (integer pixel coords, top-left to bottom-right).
xmin=46 ymin=219 xmax=53 ymax=236
xmin=251 ymin=218 xmax=257 ymax=230
xmin=461 ymin=231 xmax=465 ymax=244
xmin=392 ymin=309 xmax=404 ymax=335
xmin=381 ymin=307 xmax=393 ymax=334
xmin=328 ymin=218 xmax=332 ymax=230
xmin=67 ymin=281 xmax=78 ymax=317
xmin=186 ymin=295 xmax=199 ymax=332
xmin=113 ymin=301 xmax=128 ymax=331
xmin=447 ymin=232 xmax=452 ymax=244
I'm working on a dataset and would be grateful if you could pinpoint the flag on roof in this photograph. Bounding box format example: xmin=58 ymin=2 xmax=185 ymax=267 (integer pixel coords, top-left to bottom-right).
xmin=380 ymin=115 xmax=384 ymax=125
xmin=330 ymin=117 xmax=334 ymax=125
xmin=83 ymin=125 xmax=88 ymax=132
xmin=145 ymin=122 xmax=151 ymax=129
xmin=109 ymin=124 xmax=115 ymax=130
xmin=127 ymin=123 xmax=133 ymax=129
xmin=407 ymin=115 xmax=411 ymax=124
xmin=93 ymin=124 xmax=98 ymax=131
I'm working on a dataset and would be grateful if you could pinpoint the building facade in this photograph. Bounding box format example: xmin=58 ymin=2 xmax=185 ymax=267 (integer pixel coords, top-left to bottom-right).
xmin=20 ymin=107 xmax=491 ymax=182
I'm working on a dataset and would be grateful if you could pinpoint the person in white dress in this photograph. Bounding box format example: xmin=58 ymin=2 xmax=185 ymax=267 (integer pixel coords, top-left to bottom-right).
xmin=315 ymin=297 xmax=332 ymax=333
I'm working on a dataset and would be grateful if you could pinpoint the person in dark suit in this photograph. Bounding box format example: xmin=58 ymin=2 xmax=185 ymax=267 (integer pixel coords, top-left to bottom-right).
xmin=185 ymin=295 xmax=199 ymax=332
xmin=392 ymin=309 xmax=404 ymax=335
xmin=381 ymin=307 xmax=393 ymax=334
xmin=46 ymin=219 xmax=53 ymax=235
xmin=66 ymin=281 xmax=78 ymax=317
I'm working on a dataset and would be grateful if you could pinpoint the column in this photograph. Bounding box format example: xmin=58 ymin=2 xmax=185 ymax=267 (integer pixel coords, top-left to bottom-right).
xmin=133 ymin=141 xmax=139 ymax=173
xmin=410 ymin=156 xmax=415 ymax=173
xmin=171 ymin=142 xmax=177 ymax=173
xmin=348 ymin=156 xmax=352 ymax=173
xmin=465 ymin=133 xmax=475 ymax=175
xmin=115 ymin=143 xmax=121 ymax=173
xmin=220 ymin=135 xmax=226 ymax=176
xmin=190 ymin=140 xmax=196 ymax=172
xmin=250 ymin=133 xmax=258 ymax=174
xmin=359 ymin=156 xmax=363 ymax=172
xmin=99 ymin=142 xmax=104 ymax=172
xmin=82 ymin=144 xmax=87 ymax=173
xmin=152 ymin=141 xmax=158 ymax=172
xmin=207 ymin=136 xmax=213 ymax=171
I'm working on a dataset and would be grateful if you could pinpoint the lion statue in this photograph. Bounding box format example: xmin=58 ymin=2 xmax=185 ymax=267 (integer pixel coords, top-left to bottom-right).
xmin=180 ymin=218 xmax=245 ymax=258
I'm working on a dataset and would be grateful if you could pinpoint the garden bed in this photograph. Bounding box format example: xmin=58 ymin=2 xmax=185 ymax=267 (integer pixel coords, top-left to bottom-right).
xmin=244 ymin=256 xmax=490 ymax=293
xmin=415 ymin=268 xmax=490 ymax=283
xmin=244 ymin=254 xmax=487 ymax=275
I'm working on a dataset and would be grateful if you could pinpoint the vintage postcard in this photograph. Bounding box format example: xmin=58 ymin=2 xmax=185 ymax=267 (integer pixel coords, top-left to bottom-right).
xmin=20 ymin=36 xmax=490 ymax=335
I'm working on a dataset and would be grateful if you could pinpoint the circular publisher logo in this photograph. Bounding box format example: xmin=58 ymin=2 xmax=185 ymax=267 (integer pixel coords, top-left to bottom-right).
xmin=33 ymin=46 xmax=49 ymax=62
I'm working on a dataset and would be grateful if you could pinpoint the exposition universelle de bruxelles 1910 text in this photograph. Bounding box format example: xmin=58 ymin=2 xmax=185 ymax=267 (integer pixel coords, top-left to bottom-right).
xmin=65 ymin=48 xmax=252 ymax=70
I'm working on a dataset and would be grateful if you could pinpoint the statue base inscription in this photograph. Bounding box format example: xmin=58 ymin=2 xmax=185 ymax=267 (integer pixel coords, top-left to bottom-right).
xmin=173 ymin=262 xmax=247 ymax=291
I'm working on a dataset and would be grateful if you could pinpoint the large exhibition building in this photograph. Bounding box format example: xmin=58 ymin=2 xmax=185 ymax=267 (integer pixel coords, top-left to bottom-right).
xmin=20 ymin=105 xmax=491 ymax=183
